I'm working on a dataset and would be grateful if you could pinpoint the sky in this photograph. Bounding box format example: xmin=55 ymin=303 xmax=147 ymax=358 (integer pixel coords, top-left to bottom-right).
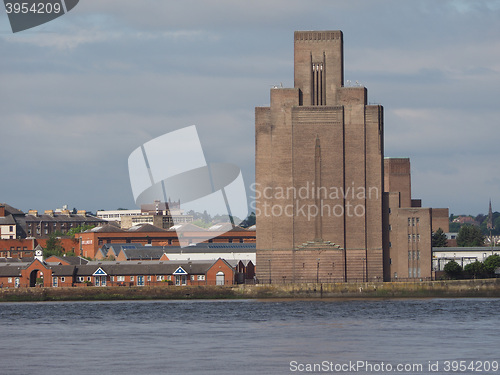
xmin=1 ymin=0 xmax=499 ymax=216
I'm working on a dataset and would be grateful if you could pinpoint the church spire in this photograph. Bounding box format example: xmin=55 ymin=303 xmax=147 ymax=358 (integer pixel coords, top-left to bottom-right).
xmin=487 ymin=199 xmax=494 ymax=230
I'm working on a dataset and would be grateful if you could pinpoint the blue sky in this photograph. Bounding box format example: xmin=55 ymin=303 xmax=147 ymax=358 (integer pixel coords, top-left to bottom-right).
xmin=1 ymin=0 xmax=499 ymax=215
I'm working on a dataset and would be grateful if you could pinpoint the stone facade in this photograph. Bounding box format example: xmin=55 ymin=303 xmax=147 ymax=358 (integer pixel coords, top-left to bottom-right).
xmin=255 ymin=30 xmax=384 ymax=282
xmin=383 ymin=158 xmax=449 ymax=281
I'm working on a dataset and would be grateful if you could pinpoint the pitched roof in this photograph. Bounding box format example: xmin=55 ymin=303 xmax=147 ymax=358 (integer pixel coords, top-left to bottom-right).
xmin=162 ymin=243 xmax=256 ymax=253
xmin=0 ymin=214 xmax=16 ymax=225
xmin=50 ymin=265 xmax=76 ymax=276
xmin=45 ymin=256 xmax=89 ymax=265
xmin=0 ymin=257 xmax=34 ymax=265
xmin=127 ymin=224 xmax=167 ymax=232
xmin=0 ymin=266 xmax=22 ymax=277
xmin=120 ymin=248 xmax=165 ymax=260
xmin=75 ymin=261 xmax=217 ymax=276
xmin=207 ymin=223 xmax=249 ymax=232
xmin=21 ymin=214 xmax=104 ymax=223
xmin=87 ymin=224 xmax=126 ymax=233
xmin=99 ymin=243 xmax=139 ymax=257
xmin=168 ymin=223 xmax=206 ymax=232
xmin=0 ymin=203 xmax=25 ymax=216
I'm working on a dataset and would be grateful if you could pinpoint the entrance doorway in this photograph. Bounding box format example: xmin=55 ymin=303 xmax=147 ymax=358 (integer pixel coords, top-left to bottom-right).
xmin=29 ymin=269 xmax=43 ymax=287
xmin=216 ymin=272 xmax=225 ymax=285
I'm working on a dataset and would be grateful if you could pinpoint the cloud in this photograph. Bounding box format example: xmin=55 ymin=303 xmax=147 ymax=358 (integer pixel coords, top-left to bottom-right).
xmin=1 ymin=0 xmax=500 ymax=215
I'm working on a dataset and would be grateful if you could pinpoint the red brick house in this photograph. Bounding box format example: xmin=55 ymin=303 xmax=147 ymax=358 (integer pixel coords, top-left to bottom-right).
xmin=76 ymin=224 xmax=256 ymax=259
xmin=0 ymin=258 xmax=236 ymax=287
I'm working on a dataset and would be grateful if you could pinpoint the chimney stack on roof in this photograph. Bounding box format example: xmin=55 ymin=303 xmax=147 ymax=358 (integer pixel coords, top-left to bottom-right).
xmin=0 ymin=205 xmax=5 ymax=217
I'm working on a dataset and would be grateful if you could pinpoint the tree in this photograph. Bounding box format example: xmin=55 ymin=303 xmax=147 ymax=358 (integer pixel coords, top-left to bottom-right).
xmin=43 ymin=234 xmax=65 ymax=258
xmin=432 ymin=228 xmax=448 ymax=247
xmin=457 ymin=225 xmax=484 ymax=247
xmin=464 ymin=261 xmax=487 ymax=279
xmin=484 ymin=254 xmax=500 ymax=276
xmin=443 ymin=260 xmax=462 ymax=279
xmin=240 ymin=212 xmax=256 ymax=228
xmin=66 ymin=224 xmax=96 ymax=239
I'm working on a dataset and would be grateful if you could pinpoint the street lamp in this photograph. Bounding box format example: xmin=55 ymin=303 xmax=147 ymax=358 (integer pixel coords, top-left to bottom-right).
xmin=316 ymin=258 xmax=320 ymax=283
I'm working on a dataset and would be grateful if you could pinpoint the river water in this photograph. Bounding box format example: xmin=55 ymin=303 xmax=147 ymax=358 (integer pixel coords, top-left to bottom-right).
xmin=0 ymin=298 xmax=498 ymax=375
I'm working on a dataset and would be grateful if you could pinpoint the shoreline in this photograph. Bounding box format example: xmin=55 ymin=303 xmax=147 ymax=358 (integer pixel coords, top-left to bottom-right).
xmin=1 ymin=278 xmax=499 ymax=302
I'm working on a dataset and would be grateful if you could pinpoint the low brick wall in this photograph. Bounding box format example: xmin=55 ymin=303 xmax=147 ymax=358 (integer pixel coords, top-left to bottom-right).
xmin=0 ymin=279 xmax=499 ymax=302
xmin=239 ymin=278 xmax=500 ymax=299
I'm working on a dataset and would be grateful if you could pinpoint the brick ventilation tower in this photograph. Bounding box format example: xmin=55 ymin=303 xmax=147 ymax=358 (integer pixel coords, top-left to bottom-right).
xmin=255 ymin=31 xmax=384 ymax=283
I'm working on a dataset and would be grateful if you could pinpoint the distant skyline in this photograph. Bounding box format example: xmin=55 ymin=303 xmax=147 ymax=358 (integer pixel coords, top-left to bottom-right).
xmin=1 ymin=0 xmax=499 ymax=215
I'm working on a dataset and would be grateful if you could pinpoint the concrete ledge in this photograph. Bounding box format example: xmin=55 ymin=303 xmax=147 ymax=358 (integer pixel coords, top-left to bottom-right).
xmin=1 ymin=279 xmax=499 ymax=302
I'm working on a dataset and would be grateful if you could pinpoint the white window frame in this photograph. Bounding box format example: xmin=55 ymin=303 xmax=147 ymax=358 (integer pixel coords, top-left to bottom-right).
xmin=117 ymin=276 xmax=125 ymax=282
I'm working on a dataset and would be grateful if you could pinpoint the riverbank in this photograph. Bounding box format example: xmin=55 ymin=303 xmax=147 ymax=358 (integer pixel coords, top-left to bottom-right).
xmin=1 ymin=278 xmax=499 ymax=302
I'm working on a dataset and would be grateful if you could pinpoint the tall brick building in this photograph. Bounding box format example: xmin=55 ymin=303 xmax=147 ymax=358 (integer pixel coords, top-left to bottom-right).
xmin=255 ymin=30 xmax=447 ymax=283
xmin=255 ymin=31 xmax=384 ymax=282
xmin=383 ymin=158 xmax=449 ymax=281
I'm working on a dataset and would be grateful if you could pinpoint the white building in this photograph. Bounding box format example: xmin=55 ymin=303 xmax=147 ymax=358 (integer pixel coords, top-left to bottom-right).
xmin=432 ymin=246 xmax=500 ymax=271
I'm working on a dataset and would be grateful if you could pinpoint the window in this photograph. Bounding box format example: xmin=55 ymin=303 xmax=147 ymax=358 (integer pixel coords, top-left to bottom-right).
xmin=9 ymin=226 xmax=13 ymax=231
xmin=78 ymin=277 xmax=84 ymax=282
xmin=61 ymin=277 xmax=65 ymax=283
xmin=110 ymin=276 xmax=114 ymax=282
xmin=147 ymin=276 xmax=151 ymax=281
xmin=137 ymin=276 xmax=144 ymax=286
xmin=130 ymin=276 xmax=134 ymax=281
xmin=190 ymin=275 xmax=195 ymax=281
xmin=408 ymin=218 xmax=411 ymax=226
xmin=197 ymin=275 xmax=205 ymax=281
xmin=8 ymin=278 xmax=12 ymax=283
xmin=87 ymin=276 xmax=91 ymax=281
xmin=156 ymin=275 xmax=164 ymax=281
xmin=117 ymin=276 xmax=125 ymax=282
